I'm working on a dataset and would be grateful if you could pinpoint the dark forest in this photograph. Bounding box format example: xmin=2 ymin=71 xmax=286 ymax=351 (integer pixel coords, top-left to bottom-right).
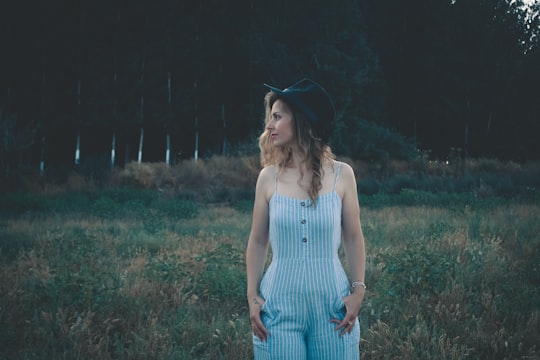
xmin=1 ymin=0 xmax=539 ymax=175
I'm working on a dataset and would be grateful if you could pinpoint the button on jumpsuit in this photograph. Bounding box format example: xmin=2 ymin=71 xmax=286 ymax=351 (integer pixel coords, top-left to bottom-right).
xmin=253 ymin=162 xmax=360 ymax=359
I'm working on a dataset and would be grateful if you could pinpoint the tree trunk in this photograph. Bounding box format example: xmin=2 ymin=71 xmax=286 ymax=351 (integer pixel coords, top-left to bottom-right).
xmin=2 ymin=113 xmax=9 ymax=176
xmin=194 ymin=119 xmax=199 ymax=161
xmin=221 ymin=102 xmax=227 ymax=155
xmin=194 ymin=22 xmax=200 ymax=161
xmin=138 ymin=127 xmax=144 ymax=164
xmin=194 ymin=80 xmax=199 ymax=161
xmin=75 ymin=3 xmax=85 ymax=167
xmin=138 ymin=58 xmax=145 ymax=164
xmin=75 ymin=132 xmax=81 ymax=165
xmin=464 ymin=123 xmax=469 ymax=160
xmin=165 ymin=132 xmax=170 ymax=165
xmin=75 ymin=79 xmax=82 ymax=165
xmin=124 ymin=143 xmax=130 ymax=164
xmin=112 ymin=4 xmax=120 ymax=168
xmin=111 ymin=57 xmax=118 ymax=169
xmin=219 ymin=63 xmax=227 ymax=156
xmin=413 ymin=119 xmax=417 ymax=148
xmin=166 ymin=70 xmax=172 ymax=165
xmin=39 ymin=69 xmax=45 ymax=174
xmin=110 ymin=130 xmax=116 ymax=171
xmin=40 ymin=136 xmax=45 ymax=176
xmin=464 ymin=100 xmax=470 ymax=160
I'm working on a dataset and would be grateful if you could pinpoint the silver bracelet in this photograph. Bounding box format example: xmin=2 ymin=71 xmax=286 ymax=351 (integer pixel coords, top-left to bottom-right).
xmin=351 ymin=281 xmax=366 ymax=290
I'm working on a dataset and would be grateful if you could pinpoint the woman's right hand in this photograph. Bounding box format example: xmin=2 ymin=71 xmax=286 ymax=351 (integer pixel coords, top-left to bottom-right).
xmin=248 ymin=295 xmax=269 ymax=341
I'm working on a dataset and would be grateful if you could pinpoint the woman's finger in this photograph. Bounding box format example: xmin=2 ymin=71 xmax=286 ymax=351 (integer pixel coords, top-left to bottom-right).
xmin=330 ymin=317 xmax=356 ymax=336
xmin=249 ymin=297 xmax=269 ymax=341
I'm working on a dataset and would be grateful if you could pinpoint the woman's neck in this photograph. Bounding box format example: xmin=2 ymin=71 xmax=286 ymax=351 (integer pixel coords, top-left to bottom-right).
xmin=283 ymin=146 xmax=304 ymax=169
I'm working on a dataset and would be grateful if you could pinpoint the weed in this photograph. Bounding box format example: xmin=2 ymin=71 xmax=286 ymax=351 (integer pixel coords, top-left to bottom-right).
xmin=1 ymin=190 xmax=539 ymax=359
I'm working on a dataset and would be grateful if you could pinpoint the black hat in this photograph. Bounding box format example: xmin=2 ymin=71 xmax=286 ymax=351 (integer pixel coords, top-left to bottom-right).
xmin=264 ymin=78 xmax=336 ymax=136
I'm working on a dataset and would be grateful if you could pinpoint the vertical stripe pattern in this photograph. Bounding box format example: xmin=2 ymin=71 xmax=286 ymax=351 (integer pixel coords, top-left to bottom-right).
xmin=253 ymin=162 xmax=360 ymax=359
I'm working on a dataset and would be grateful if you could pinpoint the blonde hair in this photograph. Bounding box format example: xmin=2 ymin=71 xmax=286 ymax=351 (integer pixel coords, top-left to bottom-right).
xmin=259 ymin=91 xmax=335 ymax=205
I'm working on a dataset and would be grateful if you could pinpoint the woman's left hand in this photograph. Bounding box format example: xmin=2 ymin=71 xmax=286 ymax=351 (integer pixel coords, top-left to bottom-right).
xmin=330 ymin=291 xmax=365 ymax=336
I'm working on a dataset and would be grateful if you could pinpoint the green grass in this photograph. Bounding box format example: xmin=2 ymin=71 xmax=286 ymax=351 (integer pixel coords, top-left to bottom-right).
xmin=0 ymin=189 xmax=539 ymax=359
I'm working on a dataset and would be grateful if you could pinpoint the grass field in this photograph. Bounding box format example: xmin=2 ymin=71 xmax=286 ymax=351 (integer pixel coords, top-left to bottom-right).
xmin=0 ymin=184 xmax=539 ymax=359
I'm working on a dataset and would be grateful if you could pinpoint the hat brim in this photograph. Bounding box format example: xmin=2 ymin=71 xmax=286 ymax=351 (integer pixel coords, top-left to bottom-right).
xmin=263 ymin=83 xmax=321 ymax=126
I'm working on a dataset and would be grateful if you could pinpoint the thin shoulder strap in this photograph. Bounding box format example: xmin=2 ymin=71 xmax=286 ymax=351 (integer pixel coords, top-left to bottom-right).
xmin=333 ymin=161 xmax=343 ymax=191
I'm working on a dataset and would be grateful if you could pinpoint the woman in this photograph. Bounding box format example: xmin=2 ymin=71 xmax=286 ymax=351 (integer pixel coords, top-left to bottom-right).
xmin=246 ymin=78 xmax=367 ymax=359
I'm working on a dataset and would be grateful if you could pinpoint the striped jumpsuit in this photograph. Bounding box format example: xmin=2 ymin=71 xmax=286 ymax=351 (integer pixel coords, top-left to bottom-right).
xmin=253 ymin=162 xmax=360 ymax=359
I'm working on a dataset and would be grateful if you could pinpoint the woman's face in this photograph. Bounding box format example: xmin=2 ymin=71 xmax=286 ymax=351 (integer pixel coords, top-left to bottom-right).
xmin=267 ymin=99 xmax=295 ymax=148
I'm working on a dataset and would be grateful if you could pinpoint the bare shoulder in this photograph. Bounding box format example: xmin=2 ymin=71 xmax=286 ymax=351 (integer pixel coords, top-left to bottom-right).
xmin=335 ymin=161 xmax=358 ymax=199
xmin=337 ymin=161 xmax=356 ymax=181
xmin=255 ymin=165 xmax=277 ymax=201
xmin=257 ymin=165 xmax=277 ymax=183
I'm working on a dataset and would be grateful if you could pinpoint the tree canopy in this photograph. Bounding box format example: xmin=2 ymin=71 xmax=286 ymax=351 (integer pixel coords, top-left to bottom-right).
xmin=1 ymin=0 xmax=538 ymax=173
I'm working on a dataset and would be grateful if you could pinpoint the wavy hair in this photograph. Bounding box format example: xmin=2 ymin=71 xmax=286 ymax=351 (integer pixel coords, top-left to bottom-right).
xmin=259 ymin=91 xmax=335 ymax=205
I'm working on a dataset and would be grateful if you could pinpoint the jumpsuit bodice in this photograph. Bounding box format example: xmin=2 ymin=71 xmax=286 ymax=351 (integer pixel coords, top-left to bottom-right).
xmin=254 ymin=161 xmax=361 ymax=359
xmin=258 ymin=162 xmax=350 ymax=309
xmin=268 ymin=191 xmax=342 ymax=261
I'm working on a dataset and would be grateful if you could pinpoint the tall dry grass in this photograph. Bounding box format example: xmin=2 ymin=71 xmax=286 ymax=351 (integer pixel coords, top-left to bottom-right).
xmin=1 ymin=190 xmax=539 ymax=359
xmin=0 ymin=205 xmax=252 ymax=359
xmin=13 ymin=155 xmax=535 ymax=200
xmin=1 ymin=156 xmax=539 ymax=359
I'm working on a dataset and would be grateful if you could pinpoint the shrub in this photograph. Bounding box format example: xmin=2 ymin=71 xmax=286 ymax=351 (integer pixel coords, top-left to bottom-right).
xmin=1 ymin=194 xmax=539 ymax=359
xmin=172 ymin=160 xmax=211 ymax=190
xmin=97 ymin=187 xmax=157 ymax=205
xmin=0 ymin=192 xmax=45 ymax=214
xmin=45 ymin=191 xmax=93 ymax=213
xmin=92 ymin=197 xmax=122 ymax=219
xmin=232 ymin=199 xmax=254 ymax=213
xmin=194 ymin=243 xmax=246 ymax=305
xmin=334 ymin=120 xmax=417 ymax=162
xmin=0 ymin=228 xmax=35 ymax=259
xmin=383 ymin=174 xmax=419 ymax=194
xmin=205 ymin=156 xmax=259 ymax=188
xmin=153 ymin=198 xmax=199 ymax=220
xmin=358 ymin=176 xmax=380 ymax=195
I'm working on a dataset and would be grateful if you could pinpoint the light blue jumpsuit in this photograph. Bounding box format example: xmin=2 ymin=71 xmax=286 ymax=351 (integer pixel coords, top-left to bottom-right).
xmin=253 ymin=162 xmax=360 ymax=359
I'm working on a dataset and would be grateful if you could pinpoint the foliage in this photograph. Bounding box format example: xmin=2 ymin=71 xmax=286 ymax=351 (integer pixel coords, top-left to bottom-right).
xmin=1 ymin=189 xmax=539 ymax=359
xmin=2 ymin=157 xmax=539 ymax=212
xmin=2 ymin=0 xmax=539 ymax=178
xmin=360 ymin=201 xmax=540 ymax=359
xmin=0 ymin=203 xmax=251 ymax=359
xmin=334 ymin=119 xmax=417 ymax=162
xmin=0 ymin=186 xmax=199 ymax=233
xmin=363 ymin=0 xmax=540 ymax=160
xmin=351 ymin=157 xmax=540 ymax=199
xmin=194 ymin=243 xmax=247 ymax=305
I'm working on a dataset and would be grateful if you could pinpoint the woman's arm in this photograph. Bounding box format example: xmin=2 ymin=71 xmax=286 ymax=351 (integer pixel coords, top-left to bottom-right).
xmin=332 ymin=162 xmax=366 ymax=335
xmin=246 ymin=167 xmax=272 ymax=340
xmin=246 ymin=167 xmax=272 ymax=297
xmin=341 ymin=163 xmax=366 ymax=290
